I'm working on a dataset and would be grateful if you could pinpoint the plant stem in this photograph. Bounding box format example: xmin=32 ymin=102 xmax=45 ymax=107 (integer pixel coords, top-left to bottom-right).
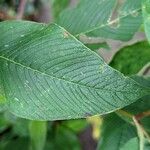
xmin=133 ymin=116 xmax=145 ymax=150
xmin=133 ymin=116 xmax=150 ymax=149
xmin=29 ymin=121 xmax=47 ymax=150
xmin=16 ymin=0 xmax=27 ymax=19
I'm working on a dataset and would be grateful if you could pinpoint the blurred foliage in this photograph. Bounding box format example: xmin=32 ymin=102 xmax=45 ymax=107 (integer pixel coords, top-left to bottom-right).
xmin=97 ymin=114 xmax=137 ymax=150
xmin=52 ymin=0 xmax=70 ymax=20
xmin=85 ymin=42 xmax=110 ymax=52
xmin=62 ymin=119 xmax=88 ymax=133
xmin=46 ymin=125 xmax=81 ymax=150
xmin=110 ymin=41 xmax=150 ymax=75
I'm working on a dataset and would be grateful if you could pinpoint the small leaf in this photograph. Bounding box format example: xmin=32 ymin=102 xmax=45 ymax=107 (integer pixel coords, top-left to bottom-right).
xmin=0 ymin=21 xmax=149 ymax=120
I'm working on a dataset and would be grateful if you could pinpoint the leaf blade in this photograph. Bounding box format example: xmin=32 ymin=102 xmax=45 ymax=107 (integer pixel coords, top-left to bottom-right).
xmin=57 ymin=0 xmax=142 ymax=41
xmin=0 ymin=21 xmax=149 ymax=120
xmin=97 ymin=114 xmax=138 ymax=150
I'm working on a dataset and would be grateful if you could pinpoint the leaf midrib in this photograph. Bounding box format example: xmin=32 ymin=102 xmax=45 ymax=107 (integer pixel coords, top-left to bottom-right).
xmin=0 ymin=55 xmax=136 ymax=93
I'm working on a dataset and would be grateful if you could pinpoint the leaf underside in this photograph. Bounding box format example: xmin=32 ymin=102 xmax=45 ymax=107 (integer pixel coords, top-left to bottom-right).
xmin=0 ymin=21 xmax=149 ymax=120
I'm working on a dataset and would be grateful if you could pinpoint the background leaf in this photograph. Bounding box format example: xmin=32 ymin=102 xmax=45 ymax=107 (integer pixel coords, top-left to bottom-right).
xmin=58 ymin=0 xmax=142 ymax=41
xmin=120 ymin=137 xmax=139 ymax=150
xmin=97 ymin=114 xmax=138 ymax=150
xmin=124 ymin=76 xmax=150 ymax=114
xmin=52 ymin=0 xmax=70 ymax=20
xmin=142 ymin=0 xmax=150 ymax=43
xmin=45 ymin=125 xmax=81 ymax=150
xmin=29 ymin=121 xmax=47 ymax=150
xmin=110 ymin=41 xmax=150 ymax=75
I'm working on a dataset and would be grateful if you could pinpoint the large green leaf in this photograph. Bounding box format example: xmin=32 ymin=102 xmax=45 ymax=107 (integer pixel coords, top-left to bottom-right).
xmin=97 ymin=114 xmax=138 ymax=150
xmin=0 ymin=21 xmax=149 ymax=120
xmin=57 ymin=0 xmax=142 ymax=41
xmin=142 ymin=0 xmax=150 ymax=43
xmin=110 ymin=41 xmax=150 ymax=75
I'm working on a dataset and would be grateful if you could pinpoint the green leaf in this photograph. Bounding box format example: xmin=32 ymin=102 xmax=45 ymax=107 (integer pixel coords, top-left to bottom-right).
xmin=121 ymin=76 xmax=150 ymax=132
xmin=46 ymin=125 xmax=81 ymax=150
xmin=12 ymin=118 xmax=29 ymax=137
xmin=29 ymin=121 xmax=47 ymax=150
xmin=2 ymin=138 xmax=30 ymax=150
xmin=52 ymin=0 xmax=70 ymax=20
xmin=124 ymin=76 xmax=150 ymax=114
xmin=57 ymin=0 xmax=142 ymax=41
xmin=110 ymin=41 xmax=150 ymax=75
xmin=97 ymin=114 xmax=138 ymax=150
xmin=120 ymin=137 xmax=139 ymax=150
xmin=0 ymin=114 xmax=10 ymax=133
xmin=144 ymin=138 xmax=150 ymax=150
xmin=0 ymin=21 xmax=149 ymax=120
xmin=62 ymin=119 xmax=88 ymax=133
xmin=142 ymin=0 xmax=150 ymax=43
xmin=85 ymin=42 xmax=109 ymax=52
xmin=0 ymin=71 xmax=7 ymax=112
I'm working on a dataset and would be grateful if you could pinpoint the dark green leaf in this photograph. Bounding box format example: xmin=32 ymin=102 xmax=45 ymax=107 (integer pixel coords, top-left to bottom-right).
xmin=2 ymin=138 xmax=30 ymax=150
xmin=45 ymin=125 xmax=81 ymax=150
xmin=110 ymin=41 xmax=150 ymax=75
xmin=0 ymin=21 xmax=149 ymax=120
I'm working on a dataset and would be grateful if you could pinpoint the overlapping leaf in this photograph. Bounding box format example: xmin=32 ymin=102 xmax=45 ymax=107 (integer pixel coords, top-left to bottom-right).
xmin=124 ymin=76 xmax=150 ymax=114
xmin=57 ymin=0 xmax=142 ymax=41
xmin=0 ymin=21 xmax=149 ymax=120
xmin=97 ymin=114 xmax=138 ymax=150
